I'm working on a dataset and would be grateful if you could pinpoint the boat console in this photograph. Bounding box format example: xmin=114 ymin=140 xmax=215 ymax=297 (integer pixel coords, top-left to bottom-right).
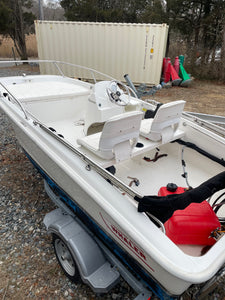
xmin=84 ymin=80 xmax=140 ymax=135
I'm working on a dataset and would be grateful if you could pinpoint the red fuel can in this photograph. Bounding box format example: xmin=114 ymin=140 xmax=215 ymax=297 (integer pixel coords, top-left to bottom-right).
xmin=158 ymin=185 xmax=220 ymax=245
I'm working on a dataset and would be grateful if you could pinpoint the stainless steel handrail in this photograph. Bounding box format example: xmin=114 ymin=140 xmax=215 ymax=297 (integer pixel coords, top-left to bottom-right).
xmin=0 ymin=81 xmax=29 ymax=120
xmin=53 ymin=61 xmax=65 ymax=77
xmin=0 ymin=59 xmax=116 ymax=120
xmin=0 ymin=59 xmax=116 ymax=81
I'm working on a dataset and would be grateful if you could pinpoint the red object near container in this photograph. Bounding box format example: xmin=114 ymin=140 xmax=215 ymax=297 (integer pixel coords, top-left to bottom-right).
xmin=158 ymin=185 xmax=220 ymax=245
xmin=164 ymin=60 xmax=171 ymax=83
xmin=170 ymin=64 xmax=182 ymax=86
xmin=162 ymin=57 xmax=167 ymax=78
xmin=174 ymin=56 xmax=180 ymax=74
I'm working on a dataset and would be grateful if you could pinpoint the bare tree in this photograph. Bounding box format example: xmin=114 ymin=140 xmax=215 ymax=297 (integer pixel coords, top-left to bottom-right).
xmin=14 ymin=0 xmax=27 ymax=59
xmin=0 ymin=0 xmax=35 ymax=60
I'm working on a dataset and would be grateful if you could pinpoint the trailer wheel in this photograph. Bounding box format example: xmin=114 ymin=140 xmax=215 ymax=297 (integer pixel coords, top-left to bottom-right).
xmin=52 ymin=234 xmax=80 ymax=282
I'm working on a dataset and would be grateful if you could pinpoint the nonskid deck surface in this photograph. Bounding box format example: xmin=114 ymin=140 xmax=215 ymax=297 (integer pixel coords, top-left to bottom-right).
xmin=46 ymin=118 xmax=86 ymax=146
xmin=115 ymin=144 xmax=225 ymax=257
xmin=115 ymin=142 xmax=225 ymax=195
xmin=3 ymin=75 xmax=91 ymax=101
xmin=114 ymin=147 xmax=224 ymax=257
xmin=42 ymin=117 xmax=225 ymax=197
xmin=29 ymin=93 xmax=224 ymax=204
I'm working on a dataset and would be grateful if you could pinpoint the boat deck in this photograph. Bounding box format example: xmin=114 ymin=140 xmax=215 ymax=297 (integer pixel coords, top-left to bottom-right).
xmin=44 ymin=117 xmax=225 ymax=246
xmin=45 ymin=117 xmax=184 ymax=167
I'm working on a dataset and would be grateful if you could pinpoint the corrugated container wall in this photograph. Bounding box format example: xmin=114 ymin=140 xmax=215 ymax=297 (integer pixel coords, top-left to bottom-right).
xmin=35 ymin=21 xmax=168 ymax=85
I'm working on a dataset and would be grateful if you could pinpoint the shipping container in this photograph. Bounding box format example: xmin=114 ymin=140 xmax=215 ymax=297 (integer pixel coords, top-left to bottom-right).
xmin=35 ymin=20 xmax=168 ymax=85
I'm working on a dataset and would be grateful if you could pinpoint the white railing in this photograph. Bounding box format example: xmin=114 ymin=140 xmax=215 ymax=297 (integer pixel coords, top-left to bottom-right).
xmin=0 ymin=59 xmax=116 ymax=120
xmin=0 ymin=59 xmax=115 ymax=82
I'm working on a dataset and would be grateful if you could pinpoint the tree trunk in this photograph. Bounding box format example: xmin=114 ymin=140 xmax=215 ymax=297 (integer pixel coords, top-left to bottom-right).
xmin=221 ymin=24 xmax=225 ymax=81
xmin=14 ymin=0 xmax=28 ymax=60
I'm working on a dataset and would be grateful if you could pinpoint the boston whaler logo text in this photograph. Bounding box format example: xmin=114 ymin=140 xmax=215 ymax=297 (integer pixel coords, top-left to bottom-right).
xmin=100 ymin=212 xmax=154 ymax=272
xmin=110 ymin=224 xmax=146 ymax=261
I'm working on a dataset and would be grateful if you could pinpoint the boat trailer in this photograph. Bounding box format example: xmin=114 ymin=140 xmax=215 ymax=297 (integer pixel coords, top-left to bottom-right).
xmin=43 ymin=180 xmax=152 ymax=300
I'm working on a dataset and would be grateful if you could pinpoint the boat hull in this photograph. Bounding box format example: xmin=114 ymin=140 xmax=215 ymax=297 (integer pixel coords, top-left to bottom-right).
xmin=1 ymin=74 xmax=225 ymax=299
xmin=11 ymin=122 xmax=191 ymax=297
xmin=0 ymin=99 xmax=194 ymax=298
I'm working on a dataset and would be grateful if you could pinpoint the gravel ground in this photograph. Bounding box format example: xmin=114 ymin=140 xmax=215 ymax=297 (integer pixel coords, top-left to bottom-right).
xmin=0 ymin=65 xmax=225 ymax=300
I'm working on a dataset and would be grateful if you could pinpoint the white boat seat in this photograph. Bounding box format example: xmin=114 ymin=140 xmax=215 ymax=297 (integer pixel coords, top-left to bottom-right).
xmin=77 ymin=111 xmax=143 ymax=162
xmin=140 ymin=100 xmax=186 ymax=143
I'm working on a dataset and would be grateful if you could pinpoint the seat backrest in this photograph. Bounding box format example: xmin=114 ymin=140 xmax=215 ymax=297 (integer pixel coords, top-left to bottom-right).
xmin=99 ymin=111 xmax=143 ymax=161
xmin=145 ymin=100 xmax=185 ymax=142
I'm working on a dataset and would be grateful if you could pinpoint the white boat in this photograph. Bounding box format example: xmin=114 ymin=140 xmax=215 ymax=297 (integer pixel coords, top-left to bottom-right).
xmin=1 ymin=60 xmax=225 ymax=299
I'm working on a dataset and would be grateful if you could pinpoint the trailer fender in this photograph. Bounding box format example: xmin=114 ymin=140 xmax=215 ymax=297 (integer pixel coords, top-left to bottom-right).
xmin=44 ymin=208 xmax=120 ymax=293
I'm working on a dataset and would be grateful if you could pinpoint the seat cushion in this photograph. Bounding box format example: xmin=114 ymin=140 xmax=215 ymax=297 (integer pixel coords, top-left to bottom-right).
xmin=77 ymin=132 xmax=101 ymax=152
xmin=140 ymin=118 xmax=153 ymax=135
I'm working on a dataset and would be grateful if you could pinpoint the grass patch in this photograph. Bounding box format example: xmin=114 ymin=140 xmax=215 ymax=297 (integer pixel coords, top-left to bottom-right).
xmin=0 ymin=34 xmax=38 ymax=58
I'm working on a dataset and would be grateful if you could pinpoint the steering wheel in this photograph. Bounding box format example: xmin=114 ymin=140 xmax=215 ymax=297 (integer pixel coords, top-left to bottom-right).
xmin=106 ymin=80 xmax=131 ymax=106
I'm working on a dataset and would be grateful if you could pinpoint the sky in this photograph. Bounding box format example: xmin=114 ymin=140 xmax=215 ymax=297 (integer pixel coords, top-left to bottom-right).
xmin=43 ymin=0 xmax=60 ymax=5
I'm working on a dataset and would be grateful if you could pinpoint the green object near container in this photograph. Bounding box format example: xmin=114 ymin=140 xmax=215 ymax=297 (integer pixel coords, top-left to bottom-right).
xmin=178 ymin=54 xmax=192 ymax=87
xmin=179 ymin=62 xmax=192 ymax=87
xmin=179 ymin=55 xmax=184 ymax=65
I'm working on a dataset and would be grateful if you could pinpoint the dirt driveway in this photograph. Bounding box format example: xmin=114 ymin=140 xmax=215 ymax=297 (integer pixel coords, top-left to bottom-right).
xmin=153 ymin=80 xmax=225 ymax=117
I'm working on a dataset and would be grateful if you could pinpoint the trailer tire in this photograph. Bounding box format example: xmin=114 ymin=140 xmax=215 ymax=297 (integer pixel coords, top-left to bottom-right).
xmin=52 ymin=233 xmax=80 ymax=283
